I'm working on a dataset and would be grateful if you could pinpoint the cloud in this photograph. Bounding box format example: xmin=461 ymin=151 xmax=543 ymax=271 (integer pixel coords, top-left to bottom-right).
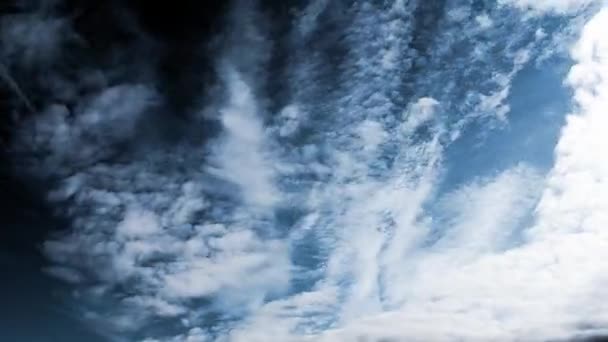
xmin=277 ymin=104 xmax=305 ymax=138
xmin=29 ymin=2 xmax=292 ymax=339
xmin=202 ymin=5 xmax=608 ymax=341
xmin=8 ymin=1 xmax=606 ymax=341
xmin=17 ymin=84 xmax=157 ymax=176
xmin=500 ymin=0 xmax=598 ymax=14
xmin=0 ymin=13 xmax=75 ymax=68
xmin=433 ymin=165 xmax=542 ymax=252
xmin=39 ymin=73 xmax=293 ymax=332
xmin=297 ymin=0 xmax=330 ymax=37
xmin=311 ymin=7 xmax=608 ymax=341
xmin=206 ymin=68 xmax=280 ymax=208
xmin=400 ymin=97 xmax=440 ymax=133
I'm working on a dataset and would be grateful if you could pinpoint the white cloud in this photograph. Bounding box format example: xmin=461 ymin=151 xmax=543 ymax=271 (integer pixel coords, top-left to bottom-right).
xmin=433 ymin=165 xmax=542 ymax=253
xmin=475 ymin=14 xmax=494 ymax=29
xmin=500 ymin=0 xmax=598 ymax=13
xmin=116 ymin=208 xmax=162 ymax=238
xmin=401 ymin=97 xmax=440 ymax=133
xmin=207 ymin=68 xmax=279 ymax=208
xmin=532 ymin=6 xmax=608 ymax=239
xmin=356 ymin=120 xmax=387 ymax=152
xmin=162 ymin=229 xmax=290 ymax=303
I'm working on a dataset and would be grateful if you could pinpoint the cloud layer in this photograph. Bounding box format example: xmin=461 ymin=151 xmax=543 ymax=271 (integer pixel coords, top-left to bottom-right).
xmin=5 ymin=0 xmax=608 ymax=341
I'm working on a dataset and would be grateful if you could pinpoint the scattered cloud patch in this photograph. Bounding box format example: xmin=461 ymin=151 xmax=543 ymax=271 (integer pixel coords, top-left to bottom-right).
xmin=500 ymin=0 xmax=598 ymax=14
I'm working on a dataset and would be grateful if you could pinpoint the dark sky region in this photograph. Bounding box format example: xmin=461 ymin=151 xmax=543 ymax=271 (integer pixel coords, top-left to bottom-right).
xmin=0 ymin=1 xmax=228 ymax=340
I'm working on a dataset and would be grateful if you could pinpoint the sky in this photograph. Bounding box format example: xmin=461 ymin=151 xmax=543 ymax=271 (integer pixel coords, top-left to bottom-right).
xmin=2 ymin=0 xmax=608 ymax=341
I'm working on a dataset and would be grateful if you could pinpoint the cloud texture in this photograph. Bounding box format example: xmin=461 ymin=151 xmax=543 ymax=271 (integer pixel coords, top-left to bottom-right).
xmin=5 ymin=0 xmax=608 ymax=341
